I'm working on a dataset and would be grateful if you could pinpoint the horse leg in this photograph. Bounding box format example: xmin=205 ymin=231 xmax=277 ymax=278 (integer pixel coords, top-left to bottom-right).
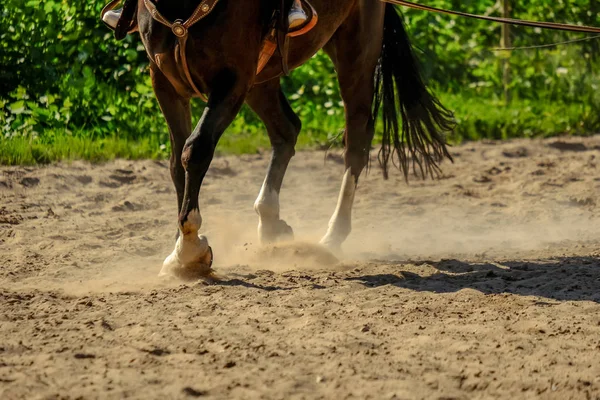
xmin=151 ymin=66 xmax=191 ymax=219
xmin=161 ymin=71 xmax=250 ymax=279
xmin=319 ymin=4 xmax=385 ymax=251
xmin=246 ymin=79 xmax=300 ymax=243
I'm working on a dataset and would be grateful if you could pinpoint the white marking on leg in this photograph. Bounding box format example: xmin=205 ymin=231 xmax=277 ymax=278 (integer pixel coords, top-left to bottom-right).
xmin=182 ymin=208 xmax=202 ymax=235
xmin=161 ymin=208 xmax=211 ymax=278
xmin=320 ymin=168 xmax=356 ymax=250
xmin=254 ymin=180 xmax=281 ymax=243
xmin=254 ymin=180 xmax=280 ymax=218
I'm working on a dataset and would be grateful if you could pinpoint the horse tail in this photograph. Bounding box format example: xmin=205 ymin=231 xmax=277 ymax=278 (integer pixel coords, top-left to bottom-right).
xmin=373 ymin=4 xmax=455 ymax=180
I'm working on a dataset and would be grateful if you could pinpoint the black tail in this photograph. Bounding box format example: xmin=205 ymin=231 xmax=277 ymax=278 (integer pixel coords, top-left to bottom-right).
xmin=373 ymin=4 xmax=455 ymax=180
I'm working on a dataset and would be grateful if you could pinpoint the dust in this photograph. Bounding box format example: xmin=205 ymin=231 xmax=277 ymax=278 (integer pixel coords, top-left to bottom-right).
xmin=342 ymin=201 xmax=600 ymax=261
xmin=16 ymin=256 xmax=181 ymax=296
xmin=169 ymin=195 xmax=599 ymax=280
xmin=43 ymin=199 xmax=596 ymax=294
xmin=4 ymin=137 xmax=600 ymax=295
xmin=202 ymin=214 xmax=340 ymax=273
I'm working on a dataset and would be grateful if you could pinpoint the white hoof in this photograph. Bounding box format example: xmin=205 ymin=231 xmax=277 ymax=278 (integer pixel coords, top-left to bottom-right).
xmin=159 ymin=234 xmax=214 ymax=281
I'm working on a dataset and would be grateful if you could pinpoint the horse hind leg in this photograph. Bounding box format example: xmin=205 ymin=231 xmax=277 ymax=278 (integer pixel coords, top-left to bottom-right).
xmin=246 ymin=79 xmax=301 ymax=244
xmin=319 ymin=105 xmax=374 ymax=251
xmin=319 ymin=75 xmax=377 ymax=251
xmin=319 ymin=5 xmax=385 ymax=252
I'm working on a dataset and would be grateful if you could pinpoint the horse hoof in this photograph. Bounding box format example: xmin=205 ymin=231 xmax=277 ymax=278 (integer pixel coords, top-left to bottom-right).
xmin=259 ymin=219 xmax=294 ymax=244
xmin=275 ymin=219 xmax=294 ymax=240
xmin=159 ymin=234 xmax=215 ymax=281
xmin=318 ymin=236 xmax=343 ymax=256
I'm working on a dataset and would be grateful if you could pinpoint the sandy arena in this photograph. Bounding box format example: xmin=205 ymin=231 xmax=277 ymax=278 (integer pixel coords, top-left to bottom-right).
xmin=1 ymin=136 xmax=600 ymax=399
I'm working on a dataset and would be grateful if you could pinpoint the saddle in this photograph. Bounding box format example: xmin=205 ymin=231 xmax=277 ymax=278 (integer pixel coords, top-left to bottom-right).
xmin=101 ymin=0 xmax=317 ymax=97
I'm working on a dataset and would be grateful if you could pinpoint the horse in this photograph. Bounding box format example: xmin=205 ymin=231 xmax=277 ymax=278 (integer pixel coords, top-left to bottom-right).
xmin=134 ymin=0 xmax=454 ymax=279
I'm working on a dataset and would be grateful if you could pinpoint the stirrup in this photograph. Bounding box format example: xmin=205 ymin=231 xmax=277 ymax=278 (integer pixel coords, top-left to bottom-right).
xmin=288 ymin=9 xmax=308 ymax=30
xmin=287 ymin=0 xmax=318 ymax=37
xmin=101 ymin=0 xmax=138 ymax=40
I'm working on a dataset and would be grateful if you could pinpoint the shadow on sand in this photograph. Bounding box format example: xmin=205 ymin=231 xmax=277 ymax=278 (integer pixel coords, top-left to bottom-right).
xmin=346 ymin=256 xmax=600 ymax=303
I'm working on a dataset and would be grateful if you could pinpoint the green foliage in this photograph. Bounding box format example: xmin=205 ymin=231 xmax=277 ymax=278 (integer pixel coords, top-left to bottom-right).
xmin=0 ymin=0 xmax=163 ymax=142
xmin=404 ymin=0 xmax=600 ymax=103
xmin=0 ymin=132 xmax=166 ymax=165
xmin=442 ymin=94 xmax=598 ymax=141
xmin=1 ymin=0 xmax=599 ymax=164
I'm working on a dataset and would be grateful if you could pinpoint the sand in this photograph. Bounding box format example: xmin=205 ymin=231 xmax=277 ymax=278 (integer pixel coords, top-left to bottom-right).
xmin=1 ymin=136 xmax=600 ymax=399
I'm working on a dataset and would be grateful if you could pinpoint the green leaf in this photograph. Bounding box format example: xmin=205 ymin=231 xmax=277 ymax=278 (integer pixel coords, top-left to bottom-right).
xmin=9 ymin=101 xmax=26 ymax=115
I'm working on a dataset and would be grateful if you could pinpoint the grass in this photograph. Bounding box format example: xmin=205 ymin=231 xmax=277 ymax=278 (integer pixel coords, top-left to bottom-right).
xmin=1 ymin=94 xmax=597 ymax=166
xmin=444 ymin=95 xmax=599 ymax=142
xmin=0 ymin=134 xmax=167 ymax=165
xmin=0 ymin=129 xmax=335 ymax=165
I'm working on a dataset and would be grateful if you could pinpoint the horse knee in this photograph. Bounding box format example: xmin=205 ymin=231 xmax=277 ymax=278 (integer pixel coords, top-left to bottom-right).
xmin=181 ymin=134 xmax=213 ymax=170
xmin=271 ymin=119 xmax=301 ymax=151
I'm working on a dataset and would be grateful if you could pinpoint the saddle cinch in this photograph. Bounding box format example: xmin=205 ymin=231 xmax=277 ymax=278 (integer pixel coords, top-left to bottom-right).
xmin=101 ymin=0 xmax=318 ymax=79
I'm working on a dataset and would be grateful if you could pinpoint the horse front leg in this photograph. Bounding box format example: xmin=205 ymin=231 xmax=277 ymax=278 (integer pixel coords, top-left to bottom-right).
xmin=151 ymin=66 xmax=191 ymax=220
xmin=160 ymin=72 xmax=248 ymax=280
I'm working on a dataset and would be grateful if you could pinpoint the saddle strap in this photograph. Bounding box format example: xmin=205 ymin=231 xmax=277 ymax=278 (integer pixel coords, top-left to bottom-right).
xmin=277 ymin=0 xmax=290 ymax=76
xmin=261 ymin=0 xmax=318 ymax=76
xmin=143 ymin=0 xmax=221 ymax=101
xmin=382 ymin=0 xmax=600 ymax=34
xmin=143 ymin=0 xmax=220 ymax=30
xmin=116 ymin=0 xmax=138 ymax=40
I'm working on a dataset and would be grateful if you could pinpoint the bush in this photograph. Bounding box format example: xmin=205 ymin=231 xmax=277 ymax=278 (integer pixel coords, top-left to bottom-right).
xmin=1 ymin=0 xmax=598 ymax=164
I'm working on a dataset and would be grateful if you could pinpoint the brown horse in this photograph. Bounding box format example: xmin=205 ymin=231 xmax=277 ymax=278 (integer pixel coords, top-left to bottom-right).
xmin=135 ymin=0 xmax=454 ymax=278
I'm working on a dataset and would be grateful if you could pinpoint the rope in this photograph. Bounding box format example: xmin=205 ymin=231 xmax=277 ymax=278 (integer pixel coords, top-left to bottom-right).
xmin=493 ymin=35 xmax=600 ymax=51
xmin=381 ymin=0 xmax=600 ymax=34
